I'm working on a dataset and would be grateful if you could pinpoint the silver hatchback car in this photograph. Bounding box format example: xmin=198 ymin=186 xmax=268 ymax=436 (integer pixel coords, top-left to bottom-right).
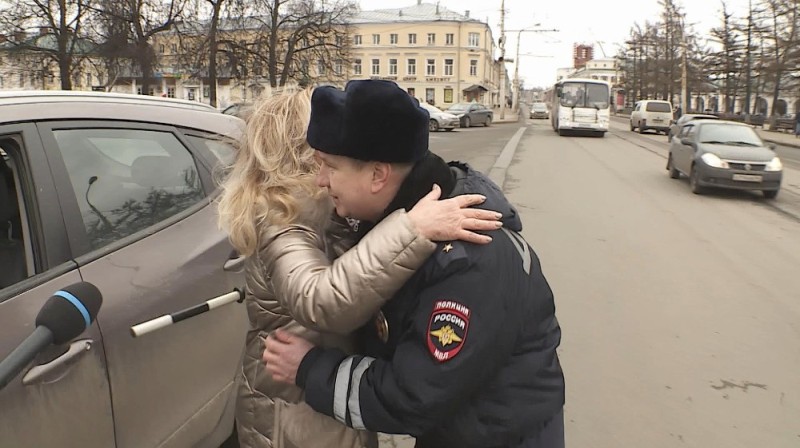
xmin=0 ymin=91 xmax=247 ymax=447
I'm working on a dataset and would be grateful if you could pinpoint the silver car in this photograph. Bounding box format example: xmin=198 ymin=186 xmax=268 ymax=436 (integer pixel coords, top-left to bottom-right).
xmin=420 ymin=102 xmax=459 ymax=132
xmin=0 ymin=91 xmax=247 ymax=447
xmin=666 ymin=120 xmax=783 ymax=198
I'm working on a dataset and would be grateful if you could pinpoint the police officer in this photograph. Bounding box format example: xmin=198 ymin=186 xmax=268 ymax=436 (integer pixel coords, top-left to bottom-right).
xmin=264 ymin=80 xmax=565 ymax=448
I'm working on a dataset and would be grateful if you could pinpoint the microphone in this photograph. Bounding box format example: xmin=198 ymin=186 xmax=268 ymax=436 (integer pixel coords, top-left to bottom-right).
xmin=0 ymin=282 xmax=102 ymax=390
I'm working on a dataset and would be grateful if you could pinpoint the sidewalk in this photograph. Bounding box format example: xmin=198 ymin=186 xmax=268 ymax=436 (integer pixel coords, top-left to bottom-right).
xmin=755 ymin=128 xmax=800 ymax=149
xmin=492 ymin=108 xmax=520 ymax=124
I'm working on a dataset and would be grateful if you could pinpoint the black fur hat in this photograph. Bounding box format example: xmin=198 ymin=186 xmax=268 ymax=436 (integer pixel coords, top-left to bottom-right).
xmin=307 ymin=80 xmax=430 ymax=163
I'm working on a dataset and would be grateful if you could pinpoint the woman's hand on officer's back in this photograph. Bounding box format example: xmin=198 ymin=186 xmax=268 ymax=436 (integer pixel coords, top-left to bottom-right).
xmin=407 ymin=184 xmax=503 ymax=245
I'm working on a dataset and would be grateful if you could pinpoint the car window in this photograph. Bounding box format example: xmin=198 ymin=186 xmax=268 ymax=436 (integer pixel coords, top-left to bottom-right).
xmin=185 ymin=135 xmax=236 ymax=167
xmin=53 ymin=128 xmax=205 ymax=251
xmin=646 ymin=102 xmax=672 ymax=113
xmin=679 ymin=124 xmax=694 ymax=138
xmin=0 ymin=145 xmax=33 ymax=289
xmin=698 ymin=124 xmax=762 ymax=146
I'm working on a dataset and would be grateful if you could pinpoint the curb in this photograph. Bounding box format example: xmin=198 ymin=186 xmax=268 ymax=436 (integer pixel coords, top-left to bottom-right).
xmin=759 ymin=135 xmax=800 ymax=150
xmin=488 ymin=126 xmax=527 ymax=189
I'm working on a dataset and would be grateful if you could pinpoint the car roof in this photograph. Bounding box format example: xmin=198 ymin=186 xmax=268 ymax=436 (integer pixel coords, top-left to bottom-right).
xmin=0 ymin=90 xmax=242 ymax=138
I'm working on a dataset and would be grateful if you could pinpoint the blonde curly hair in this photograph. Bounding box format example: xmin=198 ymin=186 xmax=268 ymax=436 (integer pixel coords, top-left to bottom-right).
xmin=217 ymin=88 xmax=323 ymax=257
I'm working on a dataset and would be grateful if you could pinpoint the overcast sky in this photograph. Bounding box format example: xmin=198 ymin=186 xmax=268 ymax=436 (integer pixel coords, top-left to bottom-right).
xmin=357 ymin=0 xmax=754 ymax=88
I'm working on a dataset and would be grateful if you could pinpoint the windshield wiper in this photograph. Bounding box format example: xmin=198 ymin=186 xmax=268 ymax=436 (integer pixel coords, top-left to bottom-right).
xmin=700 ymin=140 xmax=726 ymax=145
xmin=724 ymin=141 xmax=759 ymax=147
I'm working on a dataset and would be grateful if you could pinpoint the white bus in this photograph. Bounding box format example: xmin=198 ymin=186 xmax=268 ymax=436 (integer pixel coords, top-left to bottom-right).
xmin=549 ymin=78 xmax=611 ymax=137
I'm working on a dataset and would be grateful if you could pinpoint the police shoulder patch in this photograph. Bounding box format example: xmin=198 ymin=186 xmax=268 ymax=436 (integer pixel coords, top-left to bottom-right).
xmin=427 ymin=300 xmax=470 ymax=363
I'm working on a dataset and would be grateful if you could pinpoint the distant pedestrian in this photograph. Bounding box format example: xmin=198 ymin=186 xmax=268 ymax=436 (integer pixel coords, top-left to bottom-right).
xmin=794 ymin=111 xmax=800 ymax=138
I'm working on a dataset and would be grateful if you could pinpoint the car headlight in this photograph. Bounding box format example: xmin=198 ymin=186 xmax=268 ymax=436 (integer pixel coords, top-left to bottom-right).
xmin=700 ymin=153 xmax=729 ymax=169
xmin=765 ymin=157 xmax=783 ymax=171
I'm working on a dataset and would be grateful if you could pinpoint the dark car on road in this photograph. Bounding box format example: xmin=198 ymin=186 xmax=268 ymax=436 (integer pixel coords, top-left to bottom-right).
xmin=0 ymin=91 xmax=246 ymax=448
xmin=667 ymin=113 xmax=719 ymax=142
xmin=666 ymin=120 xmax=783 ymax=198
xmin=447 ymin=102 xmax=493 ymax=128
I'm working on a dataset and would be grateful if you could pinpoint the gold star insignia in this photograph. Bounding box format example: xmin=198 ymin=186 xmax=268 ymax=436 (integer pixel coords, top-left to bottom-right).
xmin=442 ymin=243 xmax=454 ymax=253
xmin=430 ymin=325 xmax=462 ymax=346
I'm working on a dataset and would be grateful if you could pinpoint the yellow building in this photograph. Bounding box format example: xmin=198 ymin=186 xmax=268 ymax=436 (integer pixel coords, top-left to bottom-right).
xmin=348 ymin=1 xmax=501 ymax=109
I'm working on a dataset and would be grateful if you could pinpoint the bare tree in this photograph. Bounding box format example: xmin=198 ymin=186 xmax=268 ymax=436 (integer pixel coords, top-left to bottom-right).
xmin=230 ymin=0 xmax=355 ymax=89
xmin=759 ymin=0 xmax=799 ymax=119
xmin=0 ymin=0 xmax=96 ymax=90
xmin=95 ymin=0 xmax=186 ymax=96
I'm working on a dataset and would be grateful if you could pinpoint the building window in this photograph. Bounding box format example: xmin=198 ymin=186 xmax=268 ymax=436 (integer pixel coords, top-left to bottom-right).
xmin=446 ymin=33 xmax=454 ymax=45
xmin=171 ymin=43 xmax=177 ymax=53
xmin=470 ymin=59 xmax=478 ymax=76
xmin=389 ymin=59 xmax=397 ymax=75
xmin=86 ymin=73 xmax=92 ymax=86
xmin=444 ymin=59 xmax=453 ymax=76
xmin=408 ymin=87 xmax=415 ymax=97
xmin=372 ymin=34 xmax=380 ymax=45
xmin=409 ymin=33 xmax=417 ymax=44
xmin=468 ymin=32 xmax=479 ymax=47
xmin=426 ymin=88 xmax=435 ymax=104
xmin=407 ymin=59 xmax=416 ymax=75
xmin=0 ymin=76 xmax=4 ymax=88
xmin=159 ymin=44 xmax=165 ymax=54
xmin=427 ymin=33 xmax=436 ymax=45
xmin=426 ymin=59 xmax=435 ymax=76
xmin=318 ymin=59 xmax=326 ymax=75
xmin=354 ymin=35 xmax=362 ymax=45
xmin=444 ymin=88 xmax=453 ymax=103
xmin=336 ymin=35 xmax=344 ymax=46
xmin=354 ymin=59 xmax=362 ymax=75
xmin=18 ymin=73 xmax=24 ymax=86
xmin=167 ymin=87 xmax=175 ymax=98
xmin=371 ymin=58 xmax=380 ymax=75
xmin=390 ymin=33 xmax=398 ymax=44
xmin=335 ymin=60 xmax=343 ymax=75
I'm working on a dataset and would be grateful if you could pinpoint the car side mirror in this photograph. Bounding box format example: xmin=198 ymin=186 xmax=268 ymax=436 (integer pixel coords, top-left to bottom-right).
xmin=680 ymin=138 xmax=692 ymax=146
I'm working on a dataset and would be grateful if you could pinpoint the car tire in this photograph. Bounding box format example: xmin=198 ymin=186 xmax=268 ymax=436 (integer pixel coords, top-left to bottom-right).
xmin=463 ymin=117 xmax=471 ymax=128
xmin=638 ymin=123 xmax=645 ymax=134
xmin=763 ymin=190 xmax=779 ymax=199
xmin=484 ymin=116 xmax=492 ymax=127
xmin=667 ymin=154 xmax=680 ymax=179
xmin=690 ymin=166 xmax=704 ymax=194
xmin=429 ymin=119 xmax=439 ymax=132
xmin=558 ymin=128 xmax=567 ymax=136
xmin=445 ymin=128 xmax=454 ymax=132
xmin=630 ymin=121 xmax=635 ymax=131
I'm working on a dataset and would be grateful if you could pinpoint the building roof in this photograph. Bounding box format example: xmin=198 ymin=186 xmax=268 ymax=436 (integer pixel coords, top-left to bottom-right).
xmin=353 ymin=2 xmax=480 ymax=24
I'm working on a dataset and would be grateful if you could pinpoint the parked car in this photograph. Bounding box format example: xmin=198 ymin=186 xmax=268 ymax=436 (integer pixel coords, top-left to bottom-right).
xmin=419 ymin=101 xmax=459 ymax=131
xmin=666 ymin=120 xmax=783 ymax=198
xmin=222 ymin=102 xmax=254 ymax=120
xmin=447 ymin=102 xmax=493 ymax=128
xmin=667 ymin=113 xmax=719 ymax=142
xmin=0 ymin=91 xmax=247 ymax=447
xmin=630 ymin=100 xmax=674 ymax=134
xmin=529 ymin=102 xmax=549 ymax=119
xmin=773 ymin=113 xmax=796 ymax=132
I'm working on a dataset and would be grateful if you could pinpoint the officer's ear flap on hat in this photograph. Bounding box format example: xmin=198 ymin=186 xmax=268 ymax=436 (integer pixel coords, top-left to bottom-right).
xmin=307 ymin=86 xmax=346 ymax=156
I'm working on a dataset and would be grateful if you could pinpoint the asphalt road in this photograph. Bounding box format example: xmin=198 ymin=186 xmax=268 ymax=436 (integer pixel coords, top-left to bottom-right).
xmin=383 ymin=116 xmax=800 ymax=447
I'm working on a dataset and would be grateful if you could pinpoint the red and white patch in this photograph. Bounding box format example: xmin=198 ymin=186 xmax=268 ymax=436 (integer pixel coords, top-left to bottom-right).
xmin=427 ymin=300 xmax=470 ymax=363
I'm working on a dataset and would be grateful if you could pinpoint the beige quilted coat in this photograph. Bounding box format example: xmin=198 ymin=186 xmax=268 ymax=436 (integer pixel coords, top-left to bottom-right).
xmin=235 ymin=197 xmax=436 ymax=448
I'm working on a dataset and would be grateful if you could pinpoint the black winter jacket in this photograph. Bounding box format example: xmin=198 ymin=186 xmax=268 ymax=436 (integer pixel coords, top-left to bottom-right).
xmin=297 ymin=159 xmax=565 ymax=448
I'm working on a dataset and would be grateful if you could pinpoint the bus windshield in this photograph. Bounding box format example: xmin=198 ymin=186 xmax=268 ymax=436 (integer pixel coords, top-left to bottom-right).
xmin=560 ymin=82 xmax=609 ymax=110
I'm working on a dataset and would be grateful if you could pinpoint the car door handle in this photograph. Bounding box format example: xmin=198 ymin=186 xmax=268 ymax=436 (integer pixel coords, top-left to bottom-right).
xmin=22 ymin=339 xmax=93 ymax=386
xmin=223 ymin=255 xmax=246 ymax=272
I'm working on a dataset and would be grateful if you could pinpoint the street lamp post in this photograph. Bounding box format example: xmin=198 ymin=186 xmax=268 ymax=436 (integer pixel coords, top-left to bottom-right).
xmin=511 ymin=27 xmax=557 ymax=114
